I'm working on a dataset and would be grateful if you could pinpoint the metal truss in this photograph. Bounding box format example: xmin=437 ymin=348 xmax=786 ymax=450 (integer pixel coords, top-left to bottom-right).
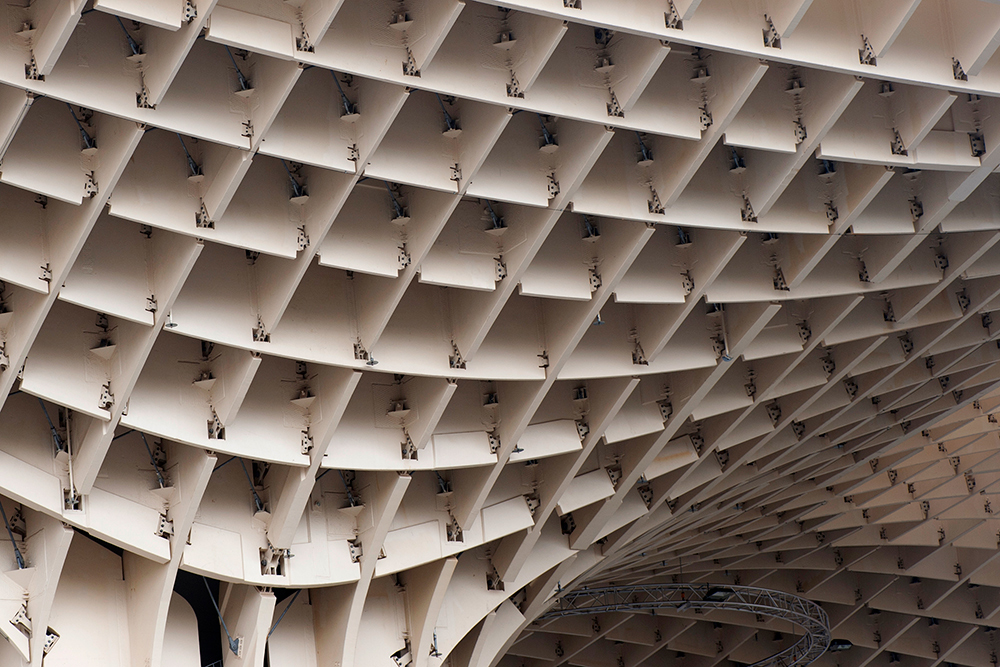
xmin=541 ymin=584 xmax=831 ymax=667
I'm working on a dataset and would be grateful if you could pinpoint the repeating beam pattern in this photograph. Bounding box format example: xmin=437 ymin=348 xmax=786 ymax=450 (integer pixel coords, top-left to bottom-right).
xmin=3 ymin=2 xmax=1000 ymax=667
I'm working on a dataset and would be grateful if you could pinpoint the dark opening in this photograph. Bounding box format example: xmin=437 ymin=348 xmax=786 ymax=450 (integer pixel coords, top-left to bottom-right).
xmin=173 ymin=570 xmax=224 ymax=666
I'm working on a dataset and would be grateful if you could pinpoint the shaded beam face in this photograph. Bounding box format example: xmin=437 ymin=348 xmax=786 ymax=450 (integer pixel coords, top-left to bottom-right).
xmin=6 ymin=2 xmax=1000 ymax=667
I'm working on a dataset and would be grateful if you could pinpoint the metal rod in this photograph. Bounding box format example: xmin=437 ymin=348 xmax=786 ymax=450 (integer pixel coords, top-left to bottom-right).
xmin=139 ymin=432 xmax=166 ymax=489
xmin=114 ymin=16 xmax=142 ymax=56
xmin=330 ymin=71 xmax=356 ymax=117
xmin=267 ymin=590 xmax=302 ymax=638
xmin=435 ymin=94 xmax=458 ymax=131
xmin=66 ymin=404 xmax=76 ymax=507
xmin=635 ymin=131 xmax=653 ymax=162
xmin=65 ymin=103 xmax=96 ymax=150
xmin=484 ymin=200 xmax=503 ymax=229
xmin=384 ymin=181 xmax=406 ymax=219
xmin=538 ymin=114 xmax=556 ymax=146
xmin=176 ymin=133 xmax=201 ymax=177
xmin=224 ymin=45 xmax=251 ymax=91
xmin=202 ymin=576 xmax=242 ymax=656
xmin=237 ymin=458 xmax=265 ymax=513
xmin=0 ymin=500 xmax=25 ymax=569
xmin=213 ymin=455 xmax=237 ymax=472
xmin=281 ymin=160 xmax=306 ymax=198
xmin=38 ymin=398 xmax=63 ymax=451
xmin=339 ymin=470 xmax=358 ymax=506
xmin=435 ymin=471 xmax=449 ymax=494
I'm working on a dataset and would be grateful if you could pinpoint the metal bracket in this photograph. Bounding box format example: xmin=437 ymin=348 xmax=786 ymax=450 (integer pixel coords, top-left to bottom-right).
xmin=156 ymin=514 xmax=174 ymax=538
xmin=25 ymin=53 xmax=43 ymax=81
xmin=260 ymin=544 xmax=287 ymax=575
xmin=891 ymin=129 xmax=907 ymax=156
xmin=589 ymin=268 xmax=602 ymax=292
xmin=971 ymin=132 xmax=986 ymax=157
xmin=648 ymin=186 xmax=665 ymax=214
xmin=680 ymin=270 xmax=694 ymax=295
xmin=446 ymin=512 xmax=463 ymax=542
xmin=952 ymin=57 xmax=968 ymax=81
xmin=825 ymin=201 xmax=839 ymax=222
xmin=10 ymin=603 xmax=30 ymax=635
xmin=449 ymin=341 xmax=466 ymax=369
xmin=208 ymin=410 xmax=225 ymax=440
xmin=99 ymin=382 xmax=114 ymax=410
xmin=403 ymin=48 xmax=420 ymax=77
xmin=859 ymin=35 xmax=877 ymax=66
xmin=401 ymin=434 xmax=417 ymax=460
xmin=84 ymin=172 xmax=99 ymax=198
xmin=348 ymin=537 xmax=363 ymax=562
xmin=632 ymin=341 xmax=648 ymax=366
xmin=772 ymin=266 xmax=789 ymax=291
xmin=763 ymin=15 xmax=781 ymax=48
xmin=253 ymin=316 xmax=270 ymax=343
xmin=664 ymin=1 xmax=683 ymax=29
xmin=741 ymin=193 xmax=757 ymax=222
xmin=43 ymin=628 xmax=59 ymax=654
xmin=547 ymin=173 xmax=560 ymax=199
xmin=296 ymin=24 xmax=314 ymax=52
xmin=196 ymin=202 xmax=214 ymax=229
xmin=606 ymin=88 xmax=624 ymax=118
xmin=698 ymin=104 xmax=713 ymax=130
xmin=136 ymin=83 xmax=154 ymax=109
xmin=397 ymin=245 xmax=411 ymax=269
xmin=506 ymin=70 xmax=524 ymax=98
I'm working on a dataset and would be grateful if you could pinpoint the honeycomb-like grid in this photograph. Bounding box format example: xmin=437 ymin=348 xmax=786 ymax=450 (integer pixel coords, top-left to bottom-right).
xmin=4 ymin=2 xmax=1000 ymax=667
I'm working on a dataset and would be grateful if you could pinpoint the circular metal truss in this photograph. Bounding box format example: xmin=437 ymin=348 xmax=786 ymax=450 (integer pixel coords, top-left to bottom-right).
xmin=540 ymin=584 xmax=832 ymax=667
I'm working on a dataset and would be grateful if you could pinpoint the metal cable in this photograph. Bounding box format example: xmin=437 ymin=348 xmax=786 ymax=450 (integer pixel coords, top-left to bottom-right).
xmin=201 ymin=576 xmax=242 ymax=656
xmin=267 ymin=590 xmax=302 ymax=638
xmin=139 ymin=432 xmax=166 ymax=488
xmin=0 ymin=500 xmax=25 ymax=569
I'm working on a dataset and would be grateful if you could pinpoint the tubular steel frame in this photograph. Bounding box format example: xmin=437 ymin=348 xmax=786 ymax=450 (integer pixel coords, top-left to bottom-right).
xmin=540 ymin=584 xmax=831 ymax=667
